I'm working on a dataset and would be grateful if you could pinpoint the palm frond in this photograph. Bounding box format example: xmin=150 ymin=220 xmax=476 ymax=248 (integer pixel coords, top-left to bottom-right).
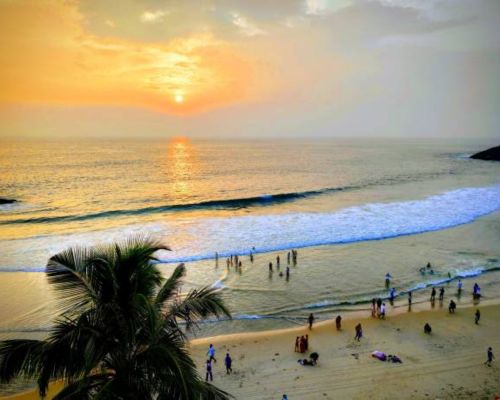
xmin=154 ymin=263 xmax=186 ymax=310
xmin=168 ymin=287 xmax=231 ymax=329
xmin=51 ymin=373 xmax=113 ymax=400
xmin=0 ymin=340 xmax=44 ymax=383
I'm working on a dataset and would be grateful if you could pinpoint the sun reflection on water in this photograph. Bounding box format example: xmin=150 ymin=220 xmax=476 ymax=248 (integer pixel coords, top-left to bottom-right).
xmin=166 ymin=137 xmax=197 ymax=200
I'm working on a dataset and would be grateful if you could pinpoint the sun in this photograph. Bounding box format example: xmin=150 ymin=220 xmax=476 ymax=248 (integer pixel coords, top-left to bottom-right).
xmin=174 ymin=94 xmax=184 ymax=103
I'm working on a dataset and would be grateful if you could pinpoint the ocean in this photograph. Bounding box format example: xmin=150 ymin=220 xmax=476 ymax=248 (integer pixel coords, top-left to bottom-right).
xmin=1 ymin=137 xmax=500 ymax=339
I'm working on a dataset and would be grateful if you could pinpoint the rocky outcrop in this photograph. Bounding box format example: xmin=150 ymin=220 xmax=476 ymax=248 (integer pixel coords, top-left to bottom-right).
xmin=470 ymin=145 xmax=500 ymax=161
xmin=0 ymin=198 xmax=17 ymax=204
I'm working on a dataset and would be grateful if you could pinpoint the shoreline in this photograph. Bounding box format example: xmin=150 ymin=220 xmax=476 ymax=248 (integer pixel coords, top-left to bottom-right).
xmin=4 ymin=300 xmax=499 ymax=399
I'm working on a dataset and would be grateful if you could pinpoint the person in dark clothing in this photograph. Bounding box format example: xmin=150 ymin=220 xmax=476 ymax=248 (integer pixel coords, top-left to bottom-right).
xmin=430 ymin=287 xmax=436 ymax=302
xmin=354 ymin=323 xmax=363 ymax=341
xmin=376 ymin=298 xmax=382 ymax=313
xmin=335 ymin=315 xmax=342 ymax=331
xmin=224 ymin=353 xmax=232 ymax=374
xmin=294 ymin=336 xmax=300 ymax=352
xmin=485 ymin=347 xmax=494 ymax=366
xmin=269 ymin=262 xmax=273 ymax=272
xmin=304 ymin=334 xmax=309 ymax=351
xmin=475 ymin=309 xmax=481 ymax=325
xmin=448 ymin=300 xmax=456 ymax=313
xmin=439 ymin=287 xmax=445 ymax=301
xmin=205 ymin=360 xmax=213 ymax=381
xmin=408 ymin=291 xmax=412 ymax=306
xmin=424 ymin=323 xmax=432 ymax=334
xmin=308 ymin=313 xmax=315 ymax=330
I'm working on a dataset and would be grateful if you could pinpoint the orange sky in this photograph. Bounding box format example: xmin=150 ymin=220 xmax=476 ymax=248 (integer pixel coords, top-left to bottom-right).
xmin=0 ymin=0 xmax=499 ymax=138
xmin=0 ymin=1 xmax=262 ymax=114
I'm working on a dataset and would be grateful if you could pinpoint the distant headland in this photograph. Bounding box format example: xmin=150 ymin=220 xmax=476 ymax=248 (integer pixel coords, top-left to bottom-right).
xmin=470 ymin=145 xmax=500 ymax=161
xmin=0 ymin=198 xmax=16 ymax=204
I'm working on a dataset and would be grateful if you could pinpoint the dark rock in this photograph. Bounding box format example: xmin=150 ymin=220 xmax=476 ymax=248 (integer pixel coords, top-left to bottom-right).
xmin=470 ymin=145 xmax=500 ymax=161
xmin=0 ymin=198 xmax=17 ymax=204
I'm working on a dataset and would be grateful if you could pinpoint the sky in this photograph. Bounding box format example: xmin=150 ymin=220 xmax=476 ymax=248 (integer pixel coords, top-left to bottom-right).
xmin=0 ymin=0 xmax=499 ymax=139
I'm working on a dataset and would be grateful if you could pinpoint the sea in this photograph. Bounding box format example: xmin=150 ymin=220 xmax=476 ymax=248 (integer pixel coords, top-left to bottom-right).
xmin=1 ymin=137 xmax=500 ymax=343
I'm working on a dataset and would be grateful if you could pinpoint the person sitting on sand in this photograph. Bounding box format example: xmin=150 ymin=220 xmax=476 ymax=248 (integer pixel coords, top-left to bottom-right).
xmin=282 ymin=395 xmax=288 ymax=400
xmin=294 ymin=336 xmax=300 ymax=352
xmin=448 ymin=299 xmax=457 ymax=313
xmin=424 ymin=323 xmax=432 ymax=334
xmin=475 ymin=309 xmax=481 ymax=325
xmin=336 ymin=315 xmax=342 ymax=330
xmin=298 ymin=352 xmax=318 ymax=366
xmin=355 ymin=323 xmax=363 ymax=341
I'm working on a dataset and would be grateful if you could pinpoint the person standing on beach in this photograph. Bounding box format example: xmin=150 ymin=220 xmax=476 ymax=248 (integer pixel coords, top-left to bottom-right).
xmin=287 ymin=252 xmax=291 ymax=264
xmin=439 ymin=287 xmax=445 ymax=301
xmin=457 ymin=279 xmax=463 ymax=295
xmin=430 ymin=287 xmax=436 ymax=302
xmin=485 ymin=347 xmax=494 ymax=366
xmin=294 ymin=336 xmax=300 ymax=352
xmin=286 ymin=266 xmax=290 ymax=279
xmin=304 ymin=334 xmax=309 ymax=351
xmin=408 ymin=291 xmax=412 ymax=307
xmin=299 ymin=336 xmax=306 ymax=353
xmin=385 ymin=273 xmax=391 ymax=288
xmin=205 ymin=359 xmax=213 ymax=381
xmin=250 ymin=252 xmax=254 ymax=263
xmin=308 ymin=313 xmax=315 ymax=330
xmin=269 ymin=262 xmax=273 ymax=272
xmin=389 ymin=288 xmax=396 ymax=303
xmin=355 ymin=323 xmax=363 ymax=341
xmin=336 ymin=315 xmax=342 ymax=330
xmin=224 ymin=352 xmax=232 ymax=374
xmin=276 ymin=255 xmax=280 ymax=268
xmin=207 ymin=344 xmax=217 ymax=363
xmin=376 ymin=298 xmax=382 ymax=314
xmin=380 ymin=303 xmax=386 ymax=319
xmin=475 ymin=309 xmax=481 ymax=324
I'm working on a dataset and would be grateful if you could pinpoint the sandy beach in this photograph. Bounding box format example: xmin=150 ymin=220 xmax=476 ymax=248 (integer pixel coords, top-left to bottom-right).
xmin=190 ymin=301 xmax=500 ymax=400
xmin=2 ymin=300 xmax=499 ymax=400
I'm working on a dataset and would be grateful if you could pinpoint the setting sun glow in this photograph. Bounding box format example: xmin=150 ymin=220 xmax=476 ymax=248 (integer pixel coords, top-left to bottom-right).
xmin=175 ymin=94 xmax=184 ymax=104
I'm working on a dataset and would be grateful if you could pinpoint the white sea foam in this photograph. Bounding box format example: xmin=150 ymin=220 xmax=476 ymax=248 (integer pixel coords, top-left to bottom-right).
xmin=156 ymin=184 xmax=500 ymax=263
xmin=1 ymin=185 xmax=500 ymax=271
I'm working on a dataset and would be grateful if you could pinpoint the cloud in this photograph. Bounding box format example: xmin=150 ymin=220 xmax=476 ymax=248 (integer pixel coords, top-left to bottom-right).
xmin=231 ymin=12 xmax=266 ymax=36
xmin=104 ymin=19 xmax=115 ymax=27
xmin=140 ymin=9 xmax=168 ymax=23
xmin=0 ymin=1 xmax=257 ymax=114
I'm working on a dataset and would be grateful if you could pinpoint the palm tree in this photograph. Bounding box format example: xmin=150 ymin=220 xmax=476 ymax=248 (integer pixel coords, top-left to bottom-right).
xmin=0 ymin=236 xmax=232 ymax=399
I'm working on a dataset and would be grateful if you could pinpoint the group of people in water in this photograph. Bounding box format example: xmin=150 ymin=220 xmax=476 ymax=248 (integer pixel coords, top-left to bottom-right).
xmin=217 ymin=248 xmax=299 ymax=280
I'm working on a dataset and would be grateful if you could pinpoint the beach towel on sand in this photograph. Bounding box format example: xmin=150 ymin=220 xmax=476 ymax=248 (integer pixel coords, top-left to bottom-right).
xmin=372 ymin=351 xmax=387 ymax=361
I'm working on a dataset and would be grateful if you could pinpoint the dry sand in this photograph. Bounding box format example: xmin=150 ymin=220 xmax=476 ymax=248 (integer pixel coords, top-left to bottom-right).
xmin=3 ymin=301 xmax=499 ymax=400
xmin=190 ymin=301 xmax=500 ymax=400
